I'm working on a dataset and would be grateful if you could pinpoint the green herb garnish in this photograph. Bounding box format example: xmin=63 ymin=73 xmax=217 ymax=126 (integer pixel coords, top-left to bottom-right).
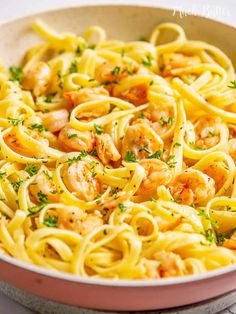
xmin=25 ymin=164 xmax=39 ymax=176
xmin=94 ymin=123 xmax=104 ymax=135
xmin=0 ymin=171 xmax=6 ymax=180
xmin=197 ymin=209 xmax=219 ymax=227
xmin=142 ymin=55 xmax=153 ymax=67
xmin=148 ymin=150 xmax=162 ymax=159
xmin=44 ymin=215 xmax=58 ymax=227
xmin=68 ymin=134 xmax=78 ymax=139
xmin=67 ymin=151 xmax=88 ymax=166
xmin=160 ymin=116 xmax=175 ymax=127
xmin=29 ymin=123 xmax=48 ymax=132
xmin=228 ymin=80 xmax=236 ymax=89
xmin=11 ymin=179 xmax=23 ymax=192
xmin=9 ymin=66 xmax=23 ymax=82
xmin=118 ymin=203 xmax=127 ymax=212
xmin=69 ymin=61 xmax=78 ymax=73
xmin=124 ymin=151 xmax=137 ymax=162
xmin=166 ymin=155 xmax=177 ymax=168
xmin=138 ymin=113 xmax=145 ymax=119
xmin=37 ymin=192 xmax=48 ymax=204
xmin=45 ymin=93 xmax=56 ymax=103
xmin=43 ymin=170 xmax=53 ymax=180
xmin=8 ymin=117 xmax=23 ymax=126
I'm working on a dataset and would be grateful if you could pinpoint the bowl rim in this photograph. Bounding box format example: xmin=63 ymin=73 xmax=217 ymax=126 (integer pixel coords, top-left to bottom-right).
xmin=0 ymin=1 xmax=235 ymax=31
xmin=0 ymin=2 xmax=236 ymax=288
xmin=1 ymin=253 xmax=236 ymax=287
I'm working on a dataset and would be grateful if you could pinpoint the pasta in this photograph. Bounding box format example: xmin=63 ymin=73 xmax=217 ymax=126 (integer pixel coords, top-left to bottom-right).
xmin=0 ymin=19 xmax=236 ymax=280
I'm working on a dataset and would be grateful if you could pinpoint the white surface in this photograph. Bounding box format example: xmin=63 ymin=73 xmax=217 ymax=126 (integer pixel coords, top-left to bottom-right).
xmin=0 ymin=0 xmax=235 ymax=313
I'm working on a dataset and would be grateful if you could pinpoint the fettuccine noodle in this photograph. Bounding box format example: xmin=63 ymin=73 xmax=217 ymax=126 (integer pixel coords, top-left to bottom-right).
xmin=0 ymin=20 xmax=235 ymax=279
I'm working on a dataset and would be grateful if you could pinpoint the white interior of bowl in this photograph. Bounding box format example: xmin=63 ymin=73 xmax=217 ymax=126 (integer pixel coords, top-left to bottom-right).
xmin=0 ymin=4 xmax=236 ymax=286
xmin=0 ymin=4 xmax=236 ymax=67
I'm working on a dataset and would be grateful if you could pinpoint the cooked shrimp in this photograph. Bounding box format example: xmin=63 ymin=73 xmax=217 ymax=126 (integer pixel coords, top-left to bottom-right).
xmin=114 ymin=83 xmax=148 ymax=106
xmin=169 ymin=169 xmax=215 ymax=206
xmin=79 ymin=214 xmax=103 ymax=236
xmin=64 ymin=87 xmax=109 ymax=106
xmin=121 ymin=123 xmax=164 ymax=160
xmin=203 ymin=162 xmax=229 ymax=193
xmin=223 ymin=231 xmax=236 ymax=249
xmin=136 ymin=159 xmax=172 ymax=196
xmin=228 ymin=139 xmax=236 ymax=163
xmin=132 ymin=103 xmax=175 ymax=136
xmin=62 ymin=159 xmax=101 ymax=201
xmin=154 ymin=251 xmax=185 ymax=277
xmin=37 ymin=109 xmax=69 ymax=133
xmin=29 ymin=169 xmax=59 ymax=203
xmin=95 ymin=133 xmax=121 ymax=165
xmin=21 ymin=62 xmax=51 ymax=96
xmin=64 ymin=87 xmax=110 ymax=119
xmin=161 ymin=53 xmax=201 ymax=77
xmin=95 ymin=61 xmax=133 ymax=84
xmin=58 ymin=206 xmax=103 ymax=235
xmin=98 ymin=191 xmax=130 ymax=220
xmin=194 ymin=116 xmax=221 ymax=149
xmin=58 ymin=124 xmax=95 ymax=152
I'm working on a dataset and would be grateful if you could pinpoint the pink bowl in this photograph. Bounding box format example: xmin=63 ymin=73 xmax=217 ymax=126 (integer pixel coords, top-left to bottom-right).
xmin=0 ymin=4 xmax=236 ymax=311
xmin=1 ymin=254 xmax=236 ymax=311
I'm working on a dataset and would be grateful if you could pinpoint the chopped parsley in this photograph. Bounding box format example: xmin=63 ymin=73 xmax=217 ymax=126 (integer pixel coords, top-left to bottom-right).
xmin=11 ymin=179 xmax=23 ymax=192
xmin=228 ymin=80 xmax=236 ymax=89
xmin=111 ymin=66 xmax=120 ymax=80
xmin=88 ymin=44 xmax=96 ymax=50
xmin=103 ymin=207 xmax=109 ymax=215
xmin=138 ymin=113 xmax=145 ymax=119
xmin=208 ymin=131 xmax=215 ymax=137
xmin=149 ymin=80 xmax=154 ymax=86
xmin=150 ymin=197 xmax=157 ymax=202
xmin=111 ymin=187 xmax=119 ymax=195
xmin=197 ymin=209 xmax=219 ymax=227
xmin=124 ymin=151 xmax=137 ymax=162
xmin=118 ymin=203 xmax=127 ymax=212
xmin=76 ymin=46 xmax=82 ymax=55
xmin=67 ymin=151 xmax=88 ymax=166
xmin=139 ymin=146 xmax=151 ymax=154
xmin=200 ymin=228 xmax=215 ymax=243
xmin=0 ymin=171 xmax=6 ymax=180
xmin=173 ymin=142 xmax=181 ymax=148
xmin=166 ymin=155 xmax=177 ymax=168
xmin=44 ymin=215 xmax=58 ymax=228
xmin=29 ymin=123 xmax=48 ymax=132
xmin=9 ymin=66 xmax=23 ymax=82
xmin=69 ymin=61 xmax=78 ymax=73
xmin=37 ymin=192 xmax=48 ymax=204
xmin=68 ymin=133 xmax=78 ymax=139
xmin=189 ymin=142 xmax=206 ymax=151
xmin=142 ymin=55 xmax=153 ymax=67
xmin=45 ymin=93 xmax=56 ymax=103
xmin=8 ymin=117 xmax=23 ymax=126
xmin=43 ymin=170 xmax=52 ymax=180
xmin=27 ymin=204 xmax=45 ymax=216
xmin=160 ymin=116 xmax=175 ymax=127
xmin=94 ymin=123 xmax=104 ymax=135
xmin=215 ymin=228 xmax=236 ymax=245
xmin=148 ymin=150 xmax=162 ymax=159
xmin=25 ymin=164 xmax=39 ymax=177
xmin=172 ymin=197 xmax=181 ymax=203
xmin=91 ymin=148 xmax=98 ymax=157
